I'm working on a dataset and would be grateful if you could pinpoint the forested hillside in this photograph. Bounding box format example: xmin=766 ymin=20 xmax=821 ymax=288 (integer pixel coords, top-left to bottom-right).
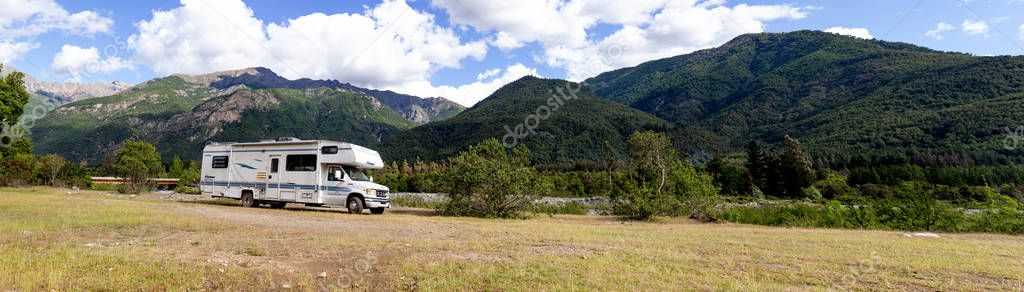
xmin=586 ymin=30 xmax=1024 ymax=166
xmin=31 ymin=73 xmax=414 ymax=162
xmin=378 ymin=76 xmax=671 ymax=162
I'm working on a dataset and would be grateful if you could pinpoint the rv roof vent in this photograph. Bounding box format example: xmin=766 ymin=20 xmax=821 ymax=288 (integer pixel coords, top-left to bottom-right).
xmin=277 ymin=137 xmax=301 ymax=142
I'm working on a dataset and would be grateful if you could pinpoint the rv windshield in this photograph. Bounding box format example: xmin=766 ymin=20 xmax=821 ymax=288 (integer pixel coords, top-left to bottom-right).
xmin=344 ymin=166 xmax=370 ymax=181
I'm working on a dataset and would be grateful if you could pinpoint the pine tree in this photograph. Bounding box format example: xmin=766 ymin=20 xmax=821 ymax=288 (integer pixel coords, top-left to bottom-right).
xmin=602 ymin=140 xmax=615 ymax=192
xmin=745 ymin=141 xmax=766 ymax=191
xmin=780 ymin=135 xmax=815 ymax=198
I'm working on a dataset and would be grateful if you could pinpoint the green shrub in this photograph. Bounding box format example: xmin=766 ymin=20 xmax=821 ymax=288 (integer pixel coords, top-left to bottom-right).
xmin=613 ymin=183 xmax=669 ymax=220
xmin=438 ymin=139 xmax=549 ymax=218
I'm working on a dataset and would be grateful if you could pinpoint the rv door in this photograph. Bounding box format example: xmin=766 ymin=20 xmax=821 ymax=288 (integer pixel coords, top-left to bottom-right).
xmin=266 ymin=155 xmax=282 ymax=200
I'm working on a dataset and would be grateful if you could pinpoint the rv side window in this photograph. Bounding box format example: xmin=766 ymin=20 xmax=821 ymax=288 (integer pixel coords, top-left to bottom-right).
xmin=211 ymin=156 xmax=229 ymax=168
xmin=270 ymin=159 xmax=279 ymax=173
xmin=321 ymin=146 xmax=339 ymax=154
xmin=286 ymin=154 xmax=317 ymax=171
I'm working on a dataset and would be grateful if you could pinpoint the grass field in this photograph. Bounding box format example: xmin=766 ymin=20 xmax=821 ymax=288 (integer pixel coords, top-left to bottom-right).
xmin=1 ymin=187 xmax=1023 ymax=291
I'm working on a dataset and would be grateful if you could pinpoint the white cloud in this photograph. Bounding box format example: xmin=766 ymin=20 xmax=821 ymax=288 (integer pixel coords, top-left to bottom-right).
xmin=491 ymin=31 xmax=524 ymax=51
xmin=0 ymin=0 xmax=112 ymax=63
xmin=433 ymin=0 xmax=809 ymax=81
xmin=399 ymin=63 xmax=539 ymax=106
xmin=0 ymin=0 xmax=112 ymax=38
xmin=127 ymin=0 xmax=811 ymax=106
xmin=824 ymin=27 xmax=873 ymax=39
xmin=51 ymin=45 xmax=132 ymax=74
xmin=129 ymin=0 xmax=490 ymax=101
xmin=0 ymin=41 xmax=38 ymax=63
xmin=962 ymin=19 xmax=990 ymax=35
xmin=476 ymin=68 xmax=501 ymax=80
xmin=1019 ymin=24 xmax=1024 ymax=40
xmin=925 ymin=22 xmax=955 ymax=40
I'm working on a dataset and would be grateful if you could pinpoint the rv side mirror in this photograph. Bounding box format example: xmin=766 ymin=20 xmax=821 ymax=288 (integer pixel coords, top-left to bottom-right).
xmin=334 ymin=170 xmax=344 ymax=180
xmin=370 ymin=176 xmax=374 ymax=182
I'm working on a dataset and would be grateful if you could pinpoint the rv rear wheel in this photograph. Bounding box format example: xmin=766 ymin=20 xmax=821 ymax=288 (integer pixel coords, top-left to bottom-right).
xmin=370 ymin=207 xmax=385 ymax=215
xmin=269 ymin=202 xmax=286 ymax=209
xmin=347 ymin=197 xmax=364 ymax=214
xmin=240 ymin=193 xmax=256 ymax=208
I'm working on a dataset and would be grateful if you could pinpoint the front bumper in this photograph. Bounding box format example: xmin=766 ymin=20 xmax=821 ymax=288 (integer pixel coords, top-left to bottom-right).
xmin=364 ymin=197 xmax=391 ymax=208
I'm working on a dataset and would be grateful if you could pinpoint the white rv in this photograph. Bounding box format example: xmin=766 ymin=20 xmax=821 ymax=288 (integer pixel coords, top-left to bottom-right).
xmin=200 ymin=138 xmax=391 ymax=214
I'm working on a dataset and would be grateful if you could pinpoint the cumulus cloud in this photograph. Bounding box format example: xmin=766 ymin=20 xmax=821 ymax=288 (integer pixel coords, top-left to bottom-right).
xmin=925 ymin=22 xmax=955 ymax=40
xmin=476 ymin=68 xmax=501 ymax=80
xmin=961 ymin=19 xmax=990 ymax=35
xmin=0 ymin=41 xmax=38 ymax=63
xmin=824 ymin=27 xmax=873 ymax=39
xmin=0 ymin=0 xmax=113 ymax=38
xmin=0 ymin=0 xmax=113 ymax=63
xmin=433 ymin=0 xmax=809 ymax=81
xmin=399 ymin=63 xmax=539 ymax=106
xmin=51 ymin=45 xmax=132 ymax=75
xmin=125 ymin=0 xmax=812 ymax=105
xmin=129 ymin=0 xmax=490 ymax=102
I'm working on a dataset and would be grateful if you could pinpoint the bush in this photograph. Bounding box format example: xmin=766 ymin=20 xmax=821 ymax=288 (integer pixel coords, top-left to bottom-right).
xmin=1 ymin=153 xmax=34 ymax=186
xmin=438 ymin=139 xmax=549 ymax=218
xmin=612 ymin=131 xmax=720 ymax=221
xmin=872 ymin=183 xmax=962 ymax=231
xmin=114 ymin=140 xmax=164 ymax=194
xmin=668 ymin=164 xmax=720 ymax=221
xmin=613 ymin=183 xmax=669 ymax=220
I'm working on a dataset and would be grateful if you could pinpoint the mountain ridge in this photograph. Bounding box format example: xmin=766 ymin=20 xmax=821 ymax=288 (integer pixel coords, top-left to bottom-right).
xmin=584 ymin=30 xmax=1024 ymax=164
xmin=174 ymin=67 xmax=465 ymax=124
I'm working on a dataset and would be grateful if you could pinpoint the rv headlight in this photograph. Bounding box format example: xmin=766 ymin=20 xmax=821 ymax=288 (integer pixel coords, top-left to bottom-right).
xmin=365 ymin=188 xmax=376 ymax=196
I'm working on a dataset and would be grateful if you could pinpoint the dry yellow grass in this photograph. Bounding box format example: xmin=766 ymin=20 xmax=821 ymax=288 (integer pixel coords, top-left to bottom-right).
xmin=1 ymin=187 xmax=1022 ymax=291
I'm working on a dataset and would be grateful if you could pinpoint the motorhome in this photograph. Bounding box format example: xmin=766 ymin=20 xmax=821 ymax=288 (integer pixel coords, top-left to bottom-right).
xmin=200 ymin=138 xmax=391 ymax=214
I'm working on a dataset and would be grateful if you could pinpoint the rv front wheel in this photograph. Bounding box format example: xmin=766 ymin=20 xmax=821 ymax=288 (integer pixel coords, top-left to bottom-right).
xmin=370 ymin=207 xmax=385 ymax=215
xmin=347 ymin=197 xmax=364 ymax=214
xmin=240 ymin=192 xmax=256 ymax=208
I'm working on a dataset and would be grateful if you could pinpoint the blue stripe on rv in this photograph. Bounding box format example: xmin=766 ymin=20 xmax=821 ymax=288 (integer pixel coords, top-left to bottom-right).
xmin=200 ymin=180 xmax=354 ymax=192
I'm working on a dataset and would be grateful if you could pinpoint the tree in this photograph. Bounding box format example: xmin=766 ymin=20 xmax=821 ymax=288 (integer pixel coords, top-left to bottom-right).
xmin=780 ymin=135 xmax=815 ymax=198
xmin=167 ymin=156 xmax=185 ymax=179
xmin=0 ymin=135 xmax=32 ymax=160
xmin=602 ymin=140 xmax=615 ymax=193
xmin=439 ymin=138 xmax=548 ymax=218
xmin=668 ymin=162 xmax=720 ymax=221
xmin=114 ymin=140 xmax=164 ymax=193
xmin=0 ymin=64 xmax=30 ymax=128
xmin=745 ymin=141 xmax=766 ymax=191
xmin=0 ymin=153 xmax=34 ymax=185
xmin=34 ymin=154 xmax=67 ymax=186
xmin=614 ymin=131 xmax=720 ymax=221
xmin=627 ymin=131 xmax=677 ymax=195
xmin=705 ymin=151 xmax=750 ymax=196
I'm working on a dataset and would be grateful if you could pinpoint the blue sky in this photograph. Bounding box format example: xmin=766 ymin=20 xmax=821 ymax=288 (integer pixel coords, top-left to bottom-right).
xmin=1 ymin=0 xmax=1023 ymax=106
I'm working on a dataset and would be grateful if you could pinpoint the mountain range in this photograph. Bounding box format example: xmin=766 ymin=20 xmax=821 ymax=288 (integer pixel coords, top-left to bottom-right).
xmin=28 ymin=30 xmax=1024 ymax=165
xmin=0 ymin=66 xmax=130 ymax=113
xmin=586 ymin=30 xmax=1024 ymax=165
xmin=29 ymin=68 xmax=462 ymax=162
